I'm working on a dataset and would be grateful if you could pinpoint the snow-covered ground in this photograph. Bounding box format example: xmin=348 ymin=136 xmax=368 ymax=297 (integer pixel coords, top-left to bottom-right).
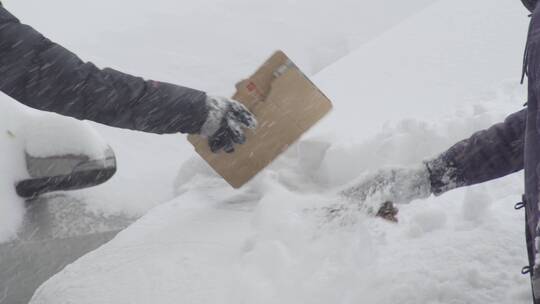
xmin=1 ymin=0 xmax=537 ymax=302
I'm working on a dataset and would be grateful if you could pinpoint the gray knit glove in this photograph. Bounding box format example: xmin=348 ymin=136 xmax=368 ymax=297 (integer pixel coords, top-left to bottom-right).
xmin=200 ymin=95 xmax=257 ymax=153
xmin=340 ymin=164 xmax=433 ymax=222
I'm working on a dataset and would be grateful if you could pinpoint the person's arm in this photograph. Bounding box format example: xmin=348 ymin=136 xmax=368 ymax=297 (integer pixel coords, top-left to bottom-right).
xmin=340 ymin=109 xmax=526 ymax=222
xmin=426 ymin=108 xmax=526 ymax=195
xmin=0 ymin=5 xmax=208 ymax=134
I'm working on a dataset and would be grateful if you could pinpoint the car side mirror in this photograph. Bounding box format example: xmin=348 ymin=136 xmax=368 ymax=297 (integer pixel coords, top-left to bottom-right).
xmin=14 ymin=116 xmax=117 ymax=199
xmin=16 ymin=146 xmax=117 ymax=199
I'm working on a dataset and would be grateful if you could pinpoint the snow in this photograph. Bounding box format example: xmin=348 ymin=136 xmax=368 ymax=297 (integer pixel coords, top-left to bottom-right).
xmin=22 ymin=114 xmax=108 ymax=159
xmin=0 ymin=0 xmax=536 ymax=302
xmin=0 ymin=98 xmax=27 ymax=242
xmin=4 ymin=0 xmax=435 ymax=94
xmin=308 ymin=0 xmax=530 ymax=186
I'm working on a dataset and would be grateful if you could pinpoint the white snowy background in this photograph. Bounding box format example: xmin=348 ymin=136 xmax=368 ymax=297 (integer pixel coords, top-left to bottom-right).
xmin=0 ymin=0 xmax=535 ymax=303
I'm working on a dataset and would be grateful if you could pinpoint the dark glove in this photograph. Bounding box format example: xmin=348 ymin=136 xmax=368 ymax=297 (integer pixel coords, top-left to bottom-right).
xmin=376 ymin=201 xmax=399 ymax=223
xmin=199 ymin=95 xmax=257 ymax=153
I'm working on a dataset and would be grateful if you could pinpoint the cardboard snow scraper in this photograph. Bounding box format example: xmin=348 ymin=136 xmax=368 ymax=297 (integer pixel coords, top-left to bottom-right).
xmin=188 ymin=51 xmax=333 ymax=188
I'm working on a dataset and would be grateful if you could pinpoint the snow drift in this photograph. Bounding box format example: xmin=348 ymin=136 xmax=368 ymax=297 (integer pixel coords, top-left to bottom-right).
xmin=0 ymin=98 xmax=27 ymax=243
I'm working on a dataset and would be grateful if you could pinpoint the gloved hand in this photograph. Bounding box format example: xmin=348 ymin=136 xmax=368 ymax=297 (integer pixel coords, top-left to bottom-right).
xmin=339 ymin=164 xmax=433 ymax=222
xmin=199 ymin=95 xmax=257 ymax=153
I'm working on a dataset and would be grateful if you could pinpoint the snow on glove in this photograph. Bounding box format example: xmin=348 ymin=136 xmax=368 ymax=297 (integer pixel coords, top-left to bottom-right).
xmin=199 ymin=95 xmax=257 ymax=153
xmin=339 ymin=164 xmax=433 ymax=222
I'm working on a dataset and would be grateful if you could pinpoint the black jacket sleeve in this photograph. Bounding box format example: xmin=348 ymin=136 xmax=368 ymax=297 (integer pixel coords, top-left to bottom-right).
xmin=425 ymin=108 xmax=526 ymax=195
xmin=0 ymin=5 xmax=208 ymax=134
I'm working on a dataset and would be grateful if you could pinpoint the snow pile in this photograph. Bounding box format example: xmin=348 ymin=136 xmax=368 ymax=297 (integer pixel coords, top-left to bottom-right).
xmin=30 ymin=148 xmax=530 ymax=304
xmin=0 ymin=96 xmax=27 ymax=242
xmin=22 ymin=114 xmax=108 ymax=159
xmin=29 ymin=0 xmax=535 ymax=303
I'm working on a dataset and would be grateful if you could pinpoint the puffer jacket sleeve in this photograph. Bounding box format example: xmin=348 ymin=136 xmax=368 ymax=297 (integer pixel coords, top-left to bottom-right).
xmin=425 ymin=108 xmax=526 ymax=195
xmin=0 ymin=5 xmax=208 ymax=134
